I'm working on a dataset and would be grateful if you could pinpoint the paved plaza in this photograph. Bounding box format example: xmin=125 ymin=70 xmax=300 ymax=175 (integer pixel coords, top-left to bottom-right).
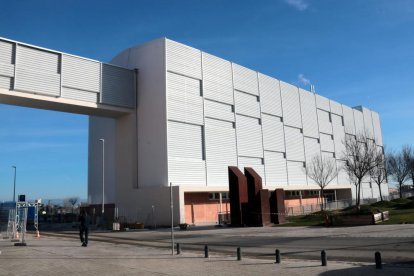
xmin=0 ymin=229 xmax=413 ymax=276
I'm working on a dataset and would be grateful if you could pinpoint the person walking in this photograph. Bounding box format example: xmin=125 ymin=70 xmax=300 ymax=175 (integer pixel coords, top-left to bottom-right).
xmin=79 ymin=209 xmax=90 ymax=247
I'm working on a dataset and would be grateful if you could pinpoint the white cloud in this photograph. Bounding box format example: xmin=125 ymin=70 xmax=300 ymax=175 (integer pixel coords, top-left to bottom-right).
xmin=298 ymin=73 xmax=311 ymax=86
xmin=284 ymin=0 xmax=309 ymax=11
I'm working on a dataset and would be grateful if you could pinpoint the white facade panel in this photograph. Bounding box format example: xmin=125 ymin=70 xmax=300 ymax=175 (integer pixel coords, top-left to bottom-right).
xmin=0 ymin=40 xmax=14 ymax=65
xmin=280 ymin=81 xmax=302 ymax=128
xmin=330 ymin=100 xmax=343 ymax=115
xmin=62 ymin=55 xmax=100 ymax=93
xmin=238 ymin=156 xmax=265 ymax=180
xmin=0 ymin=75 xmax=12 ymax=89
xmin=361 ymin=182 xmax=373 ymax=199
xmin=168 ymin=158 xmax=206 ymax=185
xmin=61 ymin=87 xmax=98 ymax=103
xmin=101 ymin=64 xmax=135 ymax=108
xmin=336 ymin=160 xmax=351 ymax=185
xmin=202 ymin=53 xmax=233 ymax=104
xmin=361 ymin=107 xmax=375 ymax=139
xmin=264 ymin=151 xmax=287 ymax=186
xmin=316 ymin=94 xmax=330 ymax=111
xmin=287 ymin=161 xmax=307 ymax=185
xmin=258 ymin=73 xmax=282 ymax=117
xmin=353 ymin=109 xmax=365 ymax=136
xmin=317 ymin=109 xmax=332 ymax=134
xmin=321 ymin=151 xmax=338 ymax=185
xmin=232 ymin=63 xmax=258 ymax=95
xmin=17 ymin=45 xmax=60 ymax=73
xmin=262 ymin=114 xmax=285 ymax=153
xmin=342 ymin=105 xmax=356 ymax=135
xmin=320 ymin=133 xmax=334 ymax=153
xmin=205 ymin=118 xmax=237 ymax=186
xmin=167 ymin=72 xmax=203 ymax=125
xmin=166 ymin=39 xmax=201 ymax=79
xmin=371 ymin=111 xmax=383 ymax=146
xmin=235 ymin=90 xmax=260 ymax=118
xmin=332 ymin=114 xmax=346 ymax=159
xmin=236 ymin=115 xmax=263 ymax=158
xmin=304 ymin=137 xmax=321 ymax=163
xmin=168 ymin=121 xmax=204 ymax=159
xmin=284 ymin=126 xmax=305 ymax=161
xmin=204 ymin=100 xmax=234 ymax=122
xmin=299 ymin=89 xmax=319 ymax=138
xmin=0 ymin=63 xmax=14 ymax=78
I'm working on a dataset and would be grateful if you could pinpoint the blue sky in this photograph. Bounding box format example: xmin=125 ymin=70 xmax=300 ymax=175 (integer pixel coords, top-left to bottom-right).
xmin=0 ymin=0 xmax=413 ymax=201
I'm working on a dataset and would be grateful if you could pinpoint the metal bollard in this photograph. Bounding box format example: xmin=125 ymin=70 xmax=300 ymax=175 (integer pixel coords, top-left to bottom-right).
xmin=275 ymin=249 xmax=281 ymax=263
xmin=204 ymin=245 xmax=209 ymax=258
xmin=177 ymin=243 xmax=181 ymax=255
xmin=321 ymin=250 xmax=327 ymax=266
xmin=237 ymin=247 xmax=242 ymax=261
xmin=375 ymin=251 xmax=382 ymax=269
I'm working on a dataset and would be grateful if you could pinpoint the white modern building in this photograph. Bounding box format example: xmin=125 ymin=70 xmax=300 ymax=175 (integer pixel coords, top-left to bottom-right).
xmin=0 ymin=37 xmax=387 ymax=225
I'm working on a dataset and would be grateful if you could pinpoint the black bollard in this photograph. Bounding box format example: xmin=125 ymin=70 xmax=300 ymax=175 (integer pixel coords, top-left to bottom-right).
xmin=375 ymin=251 xmax=382 ymax=269
xmin=204 ymin=245 xmax=209 ymax=258
xmin=237 ymin=247 xmax=242 ymax=261
xmin=321 ymin=250 xmax=327 ymax=266
xmin=177 ymin=243 xmax=181 ymax=255
xmin=275 ymin=249 xmax=281 ymax=263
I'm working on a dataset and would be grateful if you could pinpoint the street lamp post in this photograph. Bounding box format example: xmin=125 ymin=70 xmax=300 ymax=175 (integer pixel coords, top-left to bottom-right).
xmin=99 ymin=139 xmax=105 ymax=214
xmin=12 ymin=166 xmax=16 ymax=202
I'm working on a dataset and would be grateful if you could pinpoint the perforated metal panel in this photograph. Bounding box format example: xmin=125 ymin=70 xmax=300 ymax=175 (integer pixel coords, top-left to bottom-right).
xmin=262 ymin=114 xmax=285 ymax=152
xmin=205 ymin=118 xmax=237 ymax=185
xmin=332 ymin=114 xmax=345 ymax=159
xmin=317 ymin=109 xmax=332 ymax=134
xmin=287 ymin=161 xmax=307 ymax=185
xmin=238 ymin=156 xmax=265 ymax=180
xmin=166 ymin=39 xmax=201 ymax=79
xmin=315 ymin=94 xmax=330 ymax=111
xmin=202 ymin=52 xmax=233 ymax=104
xmin=204 ymin=99 xmax=234 ymax=122
xmin=280 ymin=81 xmax=302 ymax=128
xmin=284 ymin=126 xmax=305 ymax=161
xmin=167 ymin=72 xmax=203 ymax=125
xmin=299 ymin=89 xmax=319 ymax=138
xmin=15 ymin=46 xmax=60 ymax=96
xmin=353 ymin=109 xmax=365 ymax=136
xmin=330 ymin=100 xmax=343 ymax=115
xmin=62 ymin=55 xmax=100 ymax=93
xmin=371 ymin=112 xmax=383 ymax=146
xmin=236 ymin=115 xmax=263 ymax=158
xmin=264 ymin=151 xmax=287 ymax=186
xmin=232 ymin=63 xmax=258 ymax=95
xmin=101 ymin=64 xmax=135 ymax=108
xmin=258 ymin=73 xmax=282 ymax=117
xmin=342 ymin=105 xmax=356 ymax=135
xmin=320 ymin=133 xmax=334 ymax=153
xmin=234 ymin=90 xmax=260 ymax=118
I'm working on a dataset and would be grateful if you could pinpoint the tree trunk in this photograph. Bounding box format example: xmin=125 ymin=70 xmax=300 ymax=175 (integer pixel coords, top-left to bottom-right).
xmin=357 ymin=180 xmax=362 ymax=209
xmin=378 ymin=183 xmax=383 ymax=201
xmin=320 ymin=188 xmax=324 ymax=211
xmin=399 ymin=181 xmax=403 ymax=198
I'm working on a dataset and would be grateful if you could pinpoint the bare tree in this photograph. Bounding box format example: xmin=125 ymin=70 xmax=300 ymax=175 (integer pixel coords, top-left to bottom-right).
xmin=369 ymin=151 xmax=387 ymax=201
xmin=387 ymin=146 xmax=411 ymax=198
xmin=342 ymin=133 xmax=383 ymax=208
xmin=305 ymin=155 xmax=338 ymax=211
xmin=404 ymin=145 xmax=414 ymax=190
xmin=65 ymin=197 xmax=79 ymax=214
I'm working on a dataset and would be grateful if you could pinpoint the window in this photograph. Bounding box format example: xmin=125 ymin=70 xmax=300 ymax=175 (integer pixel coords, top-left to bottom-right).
xmin=288 ymin=190 xmax=300 ymax=197
xmin=209 ymin=192 xmax=229 ymax=200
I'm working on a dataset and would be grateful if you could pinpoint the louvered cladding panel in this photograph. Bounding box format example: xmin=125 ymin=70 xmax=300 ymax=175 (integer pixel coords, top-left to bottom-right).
xmin=317 ymin=109 xmax=332 ymax=134
xmin=264 ymin=151 xmax=287 ymax=186
xmin=61 ymin=87 xmax=98 ymax=103
xmin=304 ymin=137 xmax=321 ymax=185
xmin=202 ymin=52 xmax=233 ymax=104
xmin=353 ymin=109 xmax=365 ymax=136
xmin=284 ymin=126 xmax=305 ymax=161
xmin=0 ymin=75 xmax=12 ymax=89
xmin=262 ymin=114 xmax=285 ymax=152
xmin=342 ymin=105 xmax=356 ymax=135
xmin=321 ymin=151 xmax=338 ymax=185
xmin=0 ymin=63 xmax=14 ymax=77
xmin=320 ymin=133 xmax=334 ymax=153
xmin=287 ymin=161 xmax=307 ymax=185
xmin=204 ymin=100 xmax=234 ymax=122
xmin=205 ymin=118 xmax=237 ymax=185
xmin=166 ymin=40 xmax=201 ymax=79
xmin=101 ymin=64 xmax=135 ymax=108
xmin=361 ymin=107 xmax=375 ymax=139
xmin=337 ymin=160 xmax=350 ymax=185
xmin=299 ymin=89 xmax=319 ymax=138
xmin=168 ymin=158 xmax=206 ymax=185
xmin=238 ymin=156 xmax=265 ymax=181
xmin=330 ymin=100 xmax=343 ymax=115
xmin=235 ymin=90 xmax=260 ymax=118
xmin=258 ymin=73 xmax=282 ymax=116
xmin=236 ymin=115 xmax=263 ymax=158
xmin=371 ymin=112 xmax=383 ymax=146
xmin=0 ymin=40 xmax=14 ymax=64
xmin=15 ymin=46 xmax=60 ymax=96
xmin=168 ymin=120 xmax=204 ymax=159
xmin=232 ymin=63 xmax=258 ymax=95
xmin=332 ymin=114 xmax=346 ymax=159
xmin=62 ymin=55 xmax=100 ymax=93
xmin=315 ymin=94 xmax=330 ymax=111
xmin=280 ymin=81 xmax=302 ymax=128
xmin=167 ymin=72 xmax=203 ymax=125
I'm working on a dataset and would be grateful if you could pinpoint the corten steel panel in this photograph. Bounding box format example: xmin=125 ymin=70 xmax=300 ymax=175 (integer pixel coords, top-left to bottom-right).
xmin=259 ymin=189 xmax=271 ymax=226
xmin=269 ymin=189 xmax=286 ymax=224
xmin=228 ymin=166 xmax=248 ymax=226
xmin=245 ymin=167 xmax=263 ymax=206
xmin=245 ymin=167 xmax=271 ymax=226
